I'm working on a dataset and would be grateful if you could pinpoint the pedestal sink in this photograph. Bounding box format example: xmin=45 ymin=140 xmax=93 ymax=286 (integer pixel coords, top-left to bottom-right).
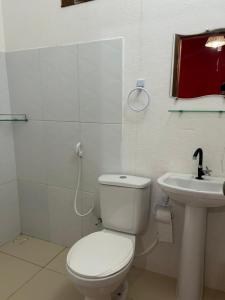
xmin=157 ymin=173 xmax=225 ymax=300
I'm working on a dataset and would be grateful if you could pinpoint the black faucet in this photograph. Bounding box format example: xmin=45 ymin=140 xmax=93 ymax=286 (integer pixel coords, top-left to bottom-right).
xmin=193 ymin=148 xmax=204 ymax=179
xmin=193 ymin=148 xmax=212 ymax=180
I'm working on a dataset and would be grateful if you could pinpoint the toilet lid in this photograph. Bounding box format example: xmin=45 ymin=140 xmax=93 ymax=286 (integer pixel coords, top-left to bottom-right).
xmin=67 ymin=230 xmax=135 ymax=279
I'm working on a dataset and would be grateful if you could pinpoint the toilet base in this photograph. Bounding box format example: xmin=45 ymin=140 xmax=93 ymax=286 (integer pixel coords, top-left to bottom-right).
xmin=113 ymin=281 xmax=128 ymax=300
xmin=84 ymin=281 xmax=128 ymax=300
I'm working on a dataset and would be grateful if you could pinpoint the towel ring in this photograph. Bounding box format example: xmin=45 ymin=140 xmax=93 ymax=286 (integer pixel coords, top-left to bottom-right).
xmin=127 ymin=86 xmax=150 ymax=112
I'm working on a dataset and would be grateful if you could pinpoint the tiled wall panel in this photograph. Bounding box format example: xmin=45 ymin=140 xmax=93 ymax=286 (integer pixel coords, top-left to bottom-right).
xmin=7 ymin=39 xmax=122 ymax=246
xmin=0 ymin=52 xmax=20 ymax=244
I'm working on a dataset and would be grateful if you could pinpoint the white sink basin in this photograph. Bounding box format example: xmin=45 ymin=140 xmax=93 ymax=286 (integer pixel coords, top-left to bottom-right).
xmin=157 ymin=172 xmax=225 ymax=300
xmin=157 ymin=172 xmax=225 ymax=207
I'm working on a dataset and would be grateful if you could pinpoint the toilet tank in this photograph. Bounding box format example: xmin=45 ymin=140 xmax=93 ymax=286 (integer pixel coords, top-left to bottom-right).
xmin=98 ymin=175 xmax=151 ymax=235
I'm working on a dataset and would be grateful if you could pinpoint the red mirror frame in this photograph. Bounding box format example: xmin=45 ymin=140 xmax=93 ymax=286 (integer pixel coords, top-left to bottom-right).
xmin=171 ymin=29 xmax=225 ymax=99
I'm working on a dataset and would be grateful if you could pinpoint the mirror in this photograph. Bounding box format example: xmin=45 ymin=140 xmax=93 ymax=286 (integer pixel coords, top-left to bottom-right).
xmin=171 ymin=29 xmax=225 ymax=99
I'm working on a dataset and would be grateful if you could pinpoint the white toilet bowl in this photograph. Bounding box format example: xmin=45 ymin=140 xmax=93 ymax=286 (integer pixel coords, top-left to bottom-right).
xmin=67 ymin=229 xmax=135 ymax=300
xmin=67 ymin=174 xmax=151 ymax=300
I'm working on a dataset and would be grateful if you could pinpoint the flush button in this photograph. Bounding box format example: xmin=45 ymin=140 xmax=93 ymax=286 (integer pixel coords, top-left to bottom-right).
xmin=120 ymin=176 xmax=127 ymax=179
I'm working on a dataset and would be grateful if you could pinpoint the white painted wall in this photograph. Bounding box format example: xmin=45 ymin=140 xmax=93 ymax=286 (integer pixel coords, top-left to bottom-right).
xmin=1 ymin=0 xmax=225 ymax=291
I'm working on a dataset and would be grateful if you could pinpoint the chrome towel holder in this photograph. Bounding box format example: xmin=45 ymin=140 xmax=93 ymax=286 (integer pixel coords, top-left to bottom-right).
xmin=127 ymin=79 xmax=150 ymax=112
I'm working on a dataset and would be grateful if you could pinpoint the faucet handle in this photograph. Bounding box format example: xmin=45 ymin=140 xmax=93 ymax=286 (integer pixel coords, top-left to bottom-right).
xmin=204 ymin=166 xmax=212 ymax=176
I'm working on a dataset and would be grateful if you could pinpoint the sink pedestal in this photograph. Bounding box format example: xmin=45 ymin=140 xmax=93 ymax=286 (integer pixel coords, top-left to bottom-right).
xmin=177 ymin=206 xmax=207 ymax=300
xmin=158 ymin=173 xmax=225 ymax=300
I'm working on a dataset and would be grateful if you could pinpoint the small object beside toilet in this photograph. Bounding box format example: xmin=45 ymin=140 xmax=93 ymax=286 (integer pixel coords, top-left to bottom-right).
xmin=155 ymin=206 xmax=173 ymax=243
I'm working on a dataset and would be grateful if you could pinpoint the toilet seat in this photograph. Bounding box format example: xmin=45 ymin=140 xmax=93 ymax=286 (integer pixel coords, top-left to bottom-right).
xmin=67 ymin=230 xmax=135 ymax=280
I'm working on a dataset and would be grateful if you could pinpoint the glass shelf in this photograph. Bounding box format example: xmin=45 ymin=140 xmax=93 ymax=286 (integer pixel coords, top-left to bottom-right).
xmin=168 ymin=110 xmax=225 ymax=113
xmin=0 ymin=114 xmax=28 ymax=122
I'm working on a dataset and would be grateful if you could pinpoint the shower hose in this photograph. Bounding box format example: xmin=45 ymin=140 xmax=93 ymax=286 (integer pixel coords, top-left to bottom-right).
xmin=74 ymin=153 xmax=94 ymax=217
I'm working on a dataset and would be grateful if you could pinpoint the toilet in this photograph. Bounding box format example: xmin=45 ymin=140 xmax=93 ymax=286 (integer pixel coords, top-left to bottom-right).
xmin=66 ymin=174 xmax=151 ymax=300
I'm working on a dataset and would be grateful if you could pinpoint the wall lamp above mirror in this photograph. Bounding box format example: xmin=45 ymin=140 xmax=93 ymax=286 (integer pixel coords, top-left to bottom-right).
xmin=171 ymin=29 xmax=225 ymax=99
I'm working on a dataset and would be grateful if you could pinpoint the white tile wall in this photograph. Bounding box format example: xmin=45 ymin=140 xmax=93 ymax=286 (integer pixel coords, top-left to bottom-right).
xmin=6 ymin=50 xmax=42 ymax=120
xmin=7 ymin=39 xmax=123 ymax=246
xmin=80 ymin=190 xmax=99 ymax=237
xmin=45 ymin=121 xmax=80 ymax=189
xmin=48 ymin=185 xmax=82 ymax=246
xmin=13 ymin=121 xmax=47 ymax=183
xmin=0 ymin=87 xmax=11 ymax=112
xmin=0 ymin=53 xmax=11 ymax=112
xmin=18 ymin=180 xmax=49 ymax=241
xmin=78 ymin=39 xmax=122 ymax=123
xmin=0 ymin=123 xmax=17 ymax=184
xmin=40 ymin=45 xmax=79 ymax=122
xmin=0 ymin=52 xmax=8 ymax=89
xmin=81 ymin=122 xmax=122 ymax=192
xmin=0 ymin=52 xmax=20 ymax=244
xmin=0 ymin=180 xmax=20 ymax=244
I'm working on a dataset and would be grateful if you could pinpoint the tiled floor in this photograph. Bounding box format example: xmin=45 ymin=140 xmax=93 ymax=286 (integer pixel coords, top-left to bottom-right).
xmin=0 ymin=235 xmax=224 ymax=300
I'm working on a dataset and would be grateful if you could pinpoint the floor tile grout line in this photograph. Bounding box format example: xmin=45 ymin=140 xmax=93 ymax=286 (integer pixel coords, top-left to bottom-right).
xmin=2 ymin=236 xmax=224 ymax=299
xmin=17 ymin=233 xmax=66 ymax=250
xmin=0 ymin=239 xmax=66 ymax=269
xmin=44 ymin=266 xmax=67 ymax=276
xmin=0 ymin=233 xmax=65 ymax=249
xmin=44 ymin=247 xmax=67 ymax=269
xmin=1 ymin=252 xmax=224 ymax=300
xmin=2 ymin=245 xmax=66 ymax=300
xmin=5 ymin=265 xmax=75 ymax=300
xmin=5 ymin=249 xmax=68 ymax=300
xmin=0 ymin=250 xmax=44 ymax=268
xmin=5 ymin=267 xmax=43 ymax=300
xmin=0 ymin=233 xmax=65 ymax=259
